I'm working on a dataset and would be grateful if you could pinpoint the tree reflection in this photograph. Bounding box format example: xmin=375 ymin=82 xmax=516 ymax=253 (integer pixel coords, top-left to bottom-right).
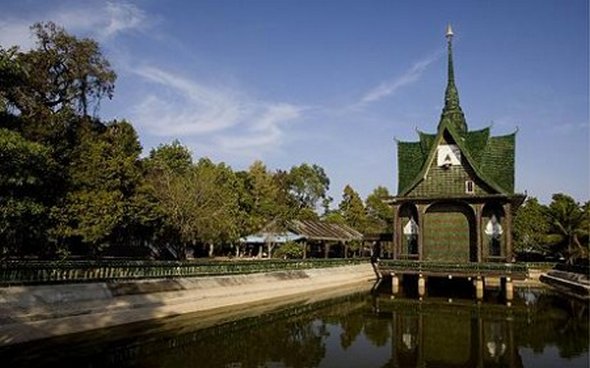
xmin=362 ymin=313 xmax=391 ymax=347
xmin=514 ymin=292 xmax=589 ymax=359
xmin=339 ymin=313 xmax=364 ymax=350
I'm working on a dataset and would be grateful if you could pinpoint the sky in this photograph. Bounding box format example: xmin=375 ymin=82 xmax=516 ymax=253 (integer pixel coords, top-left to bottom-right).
xmin=1 ymin=0 xmax=588 ymax=205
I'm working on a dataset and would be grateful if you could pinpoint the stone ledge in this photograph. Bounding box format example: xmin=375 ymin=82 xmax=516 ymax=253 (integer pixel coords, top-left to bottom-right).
xmin=0 ymin=264 xmax=375 ymax=346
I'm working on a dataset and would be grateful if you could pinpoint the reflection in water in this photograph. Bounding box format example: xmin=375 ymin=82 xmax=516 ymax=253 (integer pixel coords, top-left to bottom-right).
xmin=1 ymin=285 xmax=588 ymax=367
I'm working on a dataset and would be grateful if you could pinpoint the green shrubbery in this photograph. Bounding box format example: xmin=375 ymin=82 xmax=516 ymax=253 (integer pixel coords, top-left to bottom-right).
xmin=273 ymin=241 xmax=304 ymax=259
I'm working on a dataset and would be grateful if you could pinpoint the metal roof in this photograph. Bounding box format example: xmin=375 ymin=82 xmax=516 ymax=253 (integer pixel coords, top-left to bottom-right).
xmin=240 ymin=231 xmax=303 ymax=244
xmin=241 ymin=220 xmax=364 ymax=243
xmin=288 ymin=220 xmax=363 ymax=242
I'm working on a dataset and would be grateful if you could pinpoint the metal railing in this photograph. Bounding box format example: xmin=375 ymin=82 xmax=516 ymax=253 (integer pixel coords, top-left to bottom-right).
xmin=377 ymin=259 xmax=528 ymax=277
xmin=0 ymin=258 xmax=370 ymax=285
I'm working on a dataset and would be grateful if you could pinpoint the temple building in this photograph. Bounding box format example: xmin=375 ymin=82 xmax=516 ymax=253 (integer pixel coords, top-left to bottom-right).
xmin=390 ymin=25 xmax=526 ymax=268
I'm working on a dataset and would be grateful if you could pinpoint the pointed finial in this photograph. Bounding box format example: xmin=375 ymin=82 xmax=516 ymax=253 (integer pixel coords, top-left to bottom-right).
xmin=446 ymin=24 xmax=454 ymax=39
xmin=438 ymin=22 xmax=467 ymax=133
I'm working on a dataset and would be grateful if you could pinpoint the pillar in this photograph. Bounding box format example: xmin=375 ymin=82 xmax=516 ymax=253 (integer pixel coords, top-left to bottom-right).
xmin=391 ymin=273 xmax=400 ymax=294
xmin=302 ymin=241 xmax=307 ymax=259
xmin=392 ymin=204 xmax=400 ymax=259
xmin=418 ymin=274 xmax=426 ymax=297
xmin=503 ymin=203 xmax=513 ymax=262
xmin=475 ymin=204 xmax=483 ymax=263
xmin=475 ymin=277 xmax=484 ymax=300
xmin=505 ymin=276 xmax=513 ymax=301
xmin=417 ymin=205 xmax=426 ymax=261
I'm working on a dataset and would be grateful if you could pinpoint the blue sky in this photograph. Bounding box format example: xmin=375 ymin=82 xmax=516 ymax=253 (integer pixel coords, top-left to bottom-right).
xmin=1 ymin=0 xmax=588 ymax=205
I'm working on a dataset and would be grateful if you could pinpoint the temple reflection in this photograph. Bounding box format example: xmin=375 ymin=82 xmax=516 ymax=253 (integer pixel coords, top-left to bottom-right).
xmin=381 ymin=297 xmax=524 ymax=368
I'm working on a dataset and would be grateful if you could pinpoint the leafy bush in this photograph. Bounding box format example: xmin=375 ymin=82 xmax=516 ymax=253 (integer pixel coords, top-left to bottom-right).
xmin=273 ymin=241 xmax=304 ymax=259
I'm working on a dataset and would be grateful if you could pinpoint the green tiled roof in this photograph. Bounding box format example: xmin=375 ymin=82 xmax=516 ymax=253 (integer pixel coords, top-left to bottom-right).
xmin=397 ymin=140 xmax=426 ymax=196
xmin=396 ymin=124 xmax=516 ymax=196
xmin=464 ymin=128 xmax=490 ymax=164
xmin=479 ymin=133 xmax=515 ymax=193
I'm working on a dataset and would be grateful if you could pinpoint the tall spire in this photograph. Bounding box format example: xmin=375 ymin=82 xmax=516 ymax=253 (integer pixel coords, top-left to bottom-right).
xmin=438 ymin=23 xmax=467 ymax=132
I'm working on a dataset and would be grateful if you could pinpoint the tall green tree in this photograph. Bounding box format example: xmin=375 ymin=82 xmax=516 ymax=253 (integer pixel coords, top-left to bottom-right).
xmin=287 ymin=163 xmax=330 ymax=219
xmin=194 ymin=158 xmax=240 ymax=256
xmin=339 ymin=185 xmax=367 ymax=233
xmin=365 ymin=186 xmax=393 ymax=234
xmin=545 ymin=193 xmax=588 ymax=263
xmin=513 ymin=197 xmax=550 ymax=255
xmin=1 ymin=22 xmax=122 ymax=257
xmin=146 ymin=139 xmax=192 ymax=174
xmin=246 ymin=161 xmax=282 ymax=233
xmin=51 ymin=120 xmax=142 ymax=255
xmin=147 ymin=150 xmax=239 ymax=259
xmin=338 ymin=185 xmax=366 ymax=257
xmin=0 ymin=46 xmax=27 ymax=114
xmin=9 ymin=22 xmax=116 ymax=117
xmin=0 ymin=128 xmax=57 ymax=257
xmin=323 ymin=209 xmax=346 ymax=225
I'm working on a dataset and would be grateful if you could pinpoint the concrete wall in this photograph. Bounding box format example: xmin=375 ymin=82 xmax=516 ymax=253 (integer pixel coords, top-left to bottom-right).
xmin=0 ymin=264 xmax=376 ymax=346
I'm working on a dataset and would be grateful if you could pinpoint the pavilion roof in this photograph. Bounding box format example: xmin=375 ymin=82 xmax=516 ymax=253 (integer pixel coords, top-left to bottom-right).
xmin=288 ymin=219 xmax=363 ymax=242
xmin=242 ymin=219 xmax=363 ymax=243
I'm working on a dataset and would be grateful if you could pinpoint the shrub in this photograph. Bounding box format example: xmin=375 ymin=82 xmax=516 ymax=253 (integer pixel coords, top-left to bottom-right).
xmin=273 ymin=241 xmax=304 ymax=259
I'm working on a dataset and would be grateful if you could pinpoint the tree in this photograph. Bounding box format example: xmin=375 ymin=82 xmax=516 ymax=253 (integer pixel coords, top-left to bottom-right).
xmin=339 ymin=185 xmax=367 ymax=257
xmin=323 ymin=209 xmax=346 ymax=225
xmin=9 ymin=22 xmax=116 ymax=117
xmin=339 ymin=185 xmax=367 ymax=233
xmin=545 ymin=193 xmax=588 ymax=263
xmin=194 ymin=158 xmax=240 ymax=256
xmin=146 ymin=140 xmax=192 ymax=175
xmin=513 ymin=197 xmax=550 ymax=255
xmin=0 ymin=46 xmax=27 ymax=114
xmin=0 ymin=128 xmax=57 ymax=257
xmin=51 ymin=121 xmax=143 ymax=255
xmin=287 ymin=163 xmax=330 ymax=218
xmin=365 ymin=186 xmax=394 ymax=234
xmin=148 ymin=154 xmax=239 ymax=259
xmin=246 ymin=161 xmax=282 ymax=233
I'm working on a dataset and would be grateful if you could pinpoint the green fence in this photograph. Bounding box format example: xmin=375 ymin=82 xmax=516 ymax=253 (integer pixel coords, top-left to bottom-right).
xmin=378 ymin=259 xmax=529 ymax=277
xmin=0 ymin=258 xmax=370 ymax=285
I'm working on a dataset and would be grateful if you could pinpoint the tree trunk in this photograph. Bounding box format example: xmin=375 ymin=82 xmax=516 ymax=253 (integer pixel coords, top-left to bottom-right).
xmin=302 ymin=241 xmax=307 ymax=259
xmin=208 ymin=243 xmax=214 ymax=258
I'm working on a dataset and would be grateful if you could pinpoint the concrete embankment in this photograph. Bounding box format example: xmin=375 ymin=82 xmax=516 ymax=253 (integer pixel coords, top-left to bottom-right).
xmin=0 ymin=264 xmax=376 ymax=346
xmin=539 ymin=270 xmax=590 ymax=300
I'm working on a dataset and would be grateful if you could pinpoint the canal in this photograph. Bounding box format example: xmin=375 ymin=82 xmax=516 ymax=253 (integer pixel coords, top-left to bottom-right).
xmin=1 ymin=281 xmax=588 ymax=367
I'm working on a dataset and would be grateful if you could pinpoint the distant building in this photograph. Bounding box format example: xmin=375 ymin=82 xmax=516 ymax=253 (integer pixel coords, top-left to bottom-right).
xmin=241 ymin=219 xmax=363 ymax=258
xmin=390 ymin=25 xmax=526 ymax=264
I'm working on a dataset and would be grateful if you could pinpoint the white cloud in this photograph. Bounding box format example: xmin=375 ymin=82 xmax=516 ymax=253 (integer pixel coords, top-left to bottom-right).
xmin=215 ymin=104 xmax=302 ymax=153
xmin=353 ymin=52 xmax=441 ymax=109
xmin=0 ymin=1 xmax=146 ymax=50
xmin=132 ymin=66 xmax=303 ymax=157
xmin=133 ymin=66 xmax=244 ymax=135
xmin=101 ymin=2 xmax=146 ymax=39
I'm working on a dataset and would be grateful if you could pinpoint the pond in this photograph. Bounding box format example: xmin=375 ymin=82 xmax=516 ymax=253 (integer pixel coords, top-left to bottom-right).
xmin=1 ymin=282 xmax=588 ymax=367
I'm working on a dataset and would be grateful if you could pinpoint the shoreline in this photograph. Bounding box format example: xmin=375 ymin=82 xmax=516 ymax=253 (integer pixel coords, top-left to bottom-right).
xmin=0 ymin=264 xmax=376 ymax=346
xmin=0 ymin=264 xmax=551 ymax=347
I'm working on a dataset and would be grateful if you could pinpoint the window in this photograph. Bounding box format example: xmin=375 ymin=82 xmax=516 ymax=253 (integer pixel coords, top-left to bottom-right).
xmin=465 ymin=180 xmax=474 ymax=194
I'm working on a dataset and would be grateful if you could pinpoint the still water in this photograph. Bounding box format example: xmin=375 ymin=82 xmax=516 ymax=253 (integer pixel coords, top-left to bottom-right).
xmin=2 ymin=282 xmax=588 ymax=368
